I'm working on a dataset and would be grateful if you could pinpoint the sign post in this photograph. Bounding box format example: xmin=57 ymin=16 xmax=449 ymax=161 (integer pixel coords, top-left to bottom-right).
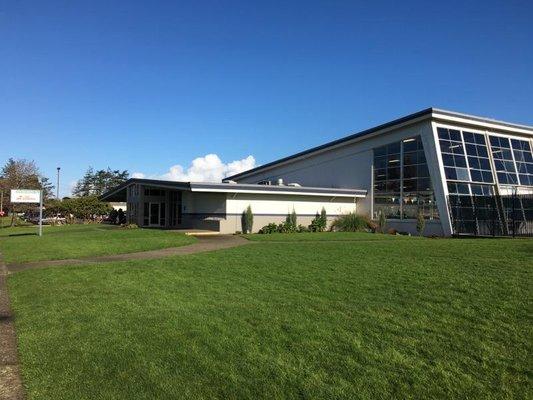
xmin=10 ymin=189 xmax=43 ymax=236
xmin=39 ymin=189 xmax=43 ymax=237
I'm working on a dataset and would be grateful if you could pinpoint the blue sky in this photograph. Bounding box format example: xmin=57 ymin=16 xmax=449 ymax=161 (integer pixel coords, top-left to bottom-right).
xmin=1 ymin=0 xmax=532 ymax=196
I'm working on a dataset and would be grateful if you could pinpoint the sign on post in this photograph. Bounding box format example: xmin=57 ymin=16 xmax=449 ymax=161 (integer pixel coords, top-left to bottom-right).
xmin=10 ymin=189 xmax=44 ymax=236
xmin=10 ymin=189 xmax=42 ymax=203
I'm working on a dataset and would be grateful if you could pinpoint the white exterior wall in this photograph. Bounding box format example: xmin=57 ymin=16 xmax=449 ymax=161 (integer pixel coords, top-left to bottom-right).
xmin=225 ymin=193 xmax=356 ymax=216
xmin=222 ymin=193 xmax=356 ymax=233
xmin=181 ymin=192 xmax=358 ymax=234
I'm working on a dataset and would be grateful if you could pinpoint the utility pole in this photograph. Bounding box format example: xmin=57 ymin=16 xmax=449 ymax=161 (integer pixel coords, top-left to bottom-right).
xmin=56 ymin=167 xmax=61 ymax=199
xmin=0 ymin=189 xmax=3 ymax=229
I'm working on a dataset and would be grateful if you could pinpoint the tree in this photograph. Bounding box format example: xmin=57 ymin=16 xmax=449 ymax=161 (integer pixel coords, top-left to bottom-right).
xmin=241 ymin=205 xmax=254 ymax=234
xmin=73 ymin=167 xmax=129 ymax=197
xmin=416 ymin=211 xmax=426 ymax=236
xmin=61 ymin=196 xmax=111 ymax=221
xmin=1 ymin=158 xmax=54 ymax=226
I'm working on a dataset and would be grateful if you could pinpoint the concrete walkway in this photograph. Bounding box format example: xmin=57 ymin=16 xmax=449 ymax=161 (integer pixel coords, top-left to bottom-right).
xmin=7 ymin=235 xmax=252 ymax=273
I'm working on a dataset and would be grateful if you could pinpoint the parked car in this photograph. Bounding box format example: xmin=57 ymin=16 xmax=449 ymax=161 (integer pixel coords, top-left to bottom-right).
xmin=26 ymin=213 xmax=67 ymax=225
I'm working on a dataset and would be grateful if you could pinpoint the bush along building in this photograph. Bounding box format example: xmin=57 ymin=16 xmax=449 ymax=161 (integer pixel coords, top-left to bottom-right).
xmin=102 ymin=108 xmax=533 ymax=236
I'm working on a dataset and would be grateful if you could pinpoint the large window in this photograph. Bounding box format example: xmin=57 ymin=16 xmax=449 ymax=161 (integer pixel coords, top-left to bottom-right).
xmin=438 ymin=128 xmax=469 ymax=181
xmin=489 ymin=136 xmax=518 ymax=185
xmin=438 ymin=127 xmax=493 ymax=184
xmin=511 ymin=138 xmax=533 ymax=186
xmin=463 ymin=132 xmax=493 ymax=183
xmin=373 ymin=136 xmax=438 ymax=220
xmin=374 ymin=142 xmax=401 ymax=219
xmin=489 ymin=135 xmax=533 ymax=187
xmin=438 ymin=126 xmax=533 ymax=235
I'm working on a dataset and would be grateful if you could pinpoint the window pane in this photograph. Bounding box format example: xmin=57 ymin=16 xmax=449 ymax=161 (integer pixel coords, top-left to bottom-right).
xmin=438 ymin=128 xmax=449 ymax=139
xmin=403 ymin=152 xmax=417 ymax=166
xmin=449 ymin=129 xmax=461 ymax=141
xmin=374 ymin=156 xmax=387 ymax=169
xmin=442 ymin=154 xmax=454 ymax=166
xmin=445 ymin=167 xmax=457 ymax=180
xmin=463 ymin=131 xmax=475 ymax=143
xmin=466 ymin=144 xmax=477 ymax=156
xmin=402 ymin=138 xmax=418 ymax=152
xmin=388 ymin=167 xmax=400 ymax=179
xmin=456 ymin=168 xmax=470 ymax=181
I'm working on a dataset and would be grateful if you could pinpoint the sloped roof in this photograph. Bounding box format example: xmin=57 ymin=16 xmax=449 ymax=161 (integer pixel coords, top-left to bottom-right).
xmin=225 ymin=107 xmax=533 ymax=181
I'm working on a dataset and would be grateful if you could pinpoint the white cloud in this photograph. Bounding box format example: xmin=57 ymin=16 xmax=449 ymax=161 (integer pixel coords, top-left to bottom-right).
xmin=132 ymin=154 xmax=256 ymax=183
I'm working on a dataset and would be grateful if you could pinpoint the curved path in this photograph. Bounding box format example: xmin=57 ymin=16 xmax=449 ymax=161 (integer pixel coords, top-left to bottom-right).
xmin=7 ymin=235 xmax=252 ymax=273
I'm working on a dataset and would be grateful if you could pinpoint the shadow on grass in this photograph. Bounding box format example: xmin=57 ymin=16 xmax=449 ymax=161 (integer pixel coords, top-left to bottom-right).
xmin=7 ymin=233 xmax=37 ymax=237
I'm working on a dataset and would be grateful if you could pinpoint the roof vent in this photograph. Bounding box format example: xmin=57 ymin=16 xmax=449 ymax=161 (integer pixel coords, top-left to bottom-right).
xmin=277 ymin=178 xmax=284 ymax=186
xmin=225 ymin=180 xmax=237 ymax=184
xmin=288 ymin=182 xmax=301 ymax=187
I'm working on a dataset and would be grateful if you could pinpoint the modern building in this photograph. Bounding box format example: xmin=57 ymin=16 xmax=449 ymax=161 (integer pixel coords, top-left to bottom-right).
xmin=101 ymin=179 xmax=365 ymax=233
xmin=225 ymin=108 xmax=533 ymax=236
xmin=102 ymin=108 xmax=533 ymax=236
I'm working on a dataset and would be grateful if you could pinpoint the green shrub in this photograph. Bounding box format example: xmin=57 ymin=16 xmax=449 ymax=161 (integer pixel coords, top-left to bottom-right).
xmin=297 ymin=224 xmax=310 ymax=233
xmin=241 ymin=205 xmax=254 ymax=234
xmin=309 ymin=207 xmax=327 ymax=232
xmin=121 ymin=223 xmax=139 ymax=229
xmin=331 ymin=212 xmax=375 ymax=232
xmin=283 ymin=209 xmax=297 ymax=233
xmin=278 ymin=222 xmax=295 ymax=233
xmin=258 ymin=223 xmax=278 ymax=234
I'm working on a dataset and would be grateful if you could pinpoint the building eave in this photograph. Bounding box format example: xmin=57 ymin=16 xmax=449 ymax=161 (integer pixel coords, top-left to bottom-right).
xmin=100 ymin=178 xmax=367 ymax=201
xmin=190 ymin=182 xmax=366 ymax=198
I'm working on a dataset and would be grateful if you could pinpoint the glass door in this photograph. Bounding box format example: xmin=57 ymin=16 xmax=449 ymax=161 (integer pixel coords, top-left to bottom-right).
xmin=149 ymin=203 xmax=160 ymax=226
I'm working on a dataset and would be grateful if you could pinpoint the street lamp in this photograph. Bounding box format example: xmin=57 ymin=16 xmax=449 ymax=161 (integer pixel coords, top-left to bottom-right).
xmin=56 ymin=167 xmax=61 ymax=199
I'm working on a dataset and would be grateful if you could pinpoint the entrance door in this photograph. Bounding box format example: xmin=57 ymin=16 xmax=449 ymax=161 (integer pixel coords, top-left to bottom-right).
xmin=149 ymin=203 xmax=160 ymax=226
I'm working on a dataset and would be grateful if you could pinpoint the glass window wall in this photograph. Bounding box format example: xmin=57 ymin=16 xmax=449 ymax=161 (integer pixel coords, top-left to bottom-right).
xmin=373 ymin=136 xmax=438 ymax=220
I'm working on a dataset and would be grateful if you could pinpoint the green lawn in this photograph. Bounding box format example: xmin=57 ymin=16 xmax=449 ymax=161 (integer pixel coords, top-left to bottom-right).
xmin=0 ymin=224 xmax=196 ymax=263
xmin=244 ymin=231 xmax=417 ymax=241
xmin=8 ymin=235 xmax=532 ymax=399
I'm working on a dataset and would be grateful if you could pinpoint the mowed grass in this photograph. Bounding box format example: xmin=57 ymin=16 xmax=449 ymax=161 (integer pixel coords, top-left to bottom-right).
xmin=0 ymin=224 xmax=196 ymax=263
xmin=244 ymin=231 xmax=416 ymax=241
xmin=8 ymin=235 xmax=532 ymax=399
